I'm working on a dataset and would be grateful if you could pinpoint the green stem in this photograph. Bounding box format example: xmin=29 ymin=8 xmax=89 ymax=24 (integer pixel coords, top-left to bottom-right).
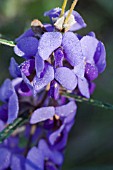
xmin=0 ymin=38 xmax=15 ymax=47
xmin=0 ymin=110 xmax=29 ymax=143
xmin=63 ymin=93 xmax=113 ymax=110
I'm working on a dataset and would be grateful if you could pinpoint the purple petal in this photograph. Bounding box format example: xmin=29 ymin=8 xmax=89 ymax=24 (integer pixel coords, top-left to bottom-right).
xmin=44 ymin=8 xmax=61 ymax=19
xmin=69 ymin=10 xmax=87 ymax=31
xmin=26 ymin=147 xmax=44 ymax=170
xmin=14 ymin=37 xmax=38 ymax=59
xmin=9 ymin=57 xmax=21 ymax=78
xmin=55 ymin=67 xmax=77 ymax=90
xmin=49 ymin=125 xmax=64 ymax=145
xmin=0 ymin=79 xmax=13 ymax=102
xmin=0 ymin=120 xmax=5 ymax=131
xmin=49 ymin=80 xmax=59 ymax=100
xmin=62 ymin=32 xmax=83 ymax=66
xmin=8 ymin=90 xmax=19 ymax=123
xmin=78 ymin=77 xmax=90 ymax=98
xmin=73 ymin=61 xmax=85 ymax=78
xmin=0 ymin=104 xmax=8 ymax=122
xmin=55 ymin=101 xmax=77 ymax=117
xmin=15 ymin=28 xmax=35 ymax=42
xmin=20 ymin=59 xmax=35 ymax=76
xmin=21 ymin=72 xmax=33 ymax=90
xmin=85 ymin=63 xmax=98 ymax=81
xmin=30 ymin=107 xmax=55 ymax=124
xmin=54 ymin=48 xmax=64 ymax=68
xmin=18 ymin=81 xmax=32 ymax=96
xmin=80 ymin=35 xmax=98 ymax=64
xmin=35 ymin=53 xmax=44 ymax=78
xmin=38 ymin=32 xmax=62 ymax=60
xmin=0 ymin=148 xmax=11 ymax=169
xmin=33 ymin=63 xmax=54 ymax=92
xmin=94 ymin=41 xmax=106 ymax=73
xmin=11 ymin=155 xmax=25 ymax=170
xmin=88 ymin=31 xmax=96 ymax=38
xmin=44 ymin=24 xmax=54 ymax=32
xmin=39 ymin=139 xmax=63 ymax=166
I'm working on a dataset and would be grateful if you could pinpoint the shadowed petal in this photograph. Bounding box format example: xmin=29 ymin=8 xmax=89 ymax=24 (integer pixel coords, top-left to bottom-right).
xmin=0 ymin=148 xmax=11 ymax=170
xmin=62 ymin=32 xmax=83 ymax=66
xmin=9 ymin=57 xmax=21 ymax=78
xmin=38 ymin=32 xmax=62 ymax=60
xmin=78 ymin=77 xmax=90 ymax=98
xmin=30 ymin=107 xmax=55 ymax=124
xmin=11 ymin=155 xmax=25 ymax=170
xmin=55 ymin=67 xmax=77 ymax=90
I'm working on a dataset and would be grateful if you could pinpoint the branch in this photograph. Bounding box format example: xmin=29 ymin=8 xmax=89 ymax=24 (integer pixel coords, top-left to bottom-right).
xmin=0 ymin=110 xmax=29 ymax=143
xmin=0 ymin=38 xmax=15 ymax=47
xmin=63 ymin=93 xmax=113 ymax=110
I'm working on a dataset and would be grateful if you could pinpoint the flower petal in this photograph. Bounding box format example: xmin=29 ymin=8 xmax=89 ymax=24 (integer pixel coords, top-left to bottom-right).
xmin=35 ymin=53 xmax=44 ymax=78
xmin=62 ymin=32 xmax=83 ymax=66
xmin=78 ymin=77 xmax=90 ymax=98
xmin=55 ymin=101 xmax=77 ymax=117
xmin=11 ymin=155 xmax=25 ymax=170
xmin=38 ymin=32 xmax=62 ymax=60
xmin=26 ymin=147 xmax=44 ymax=170
xmin=33 ymin=63 xmax=54 ymax=92
xmin=94 ymin=41 xmax=106 ymax=73
xmin=80 ymin=35 xmax=98 ymax=64
xmin=0 ymin=148 xmax=11 ymax=170
xmin=30 ymin=107 xmax=55 ymax=124
xmin=9 ymin=57 xmax=21 ymax=78
xmin=14 ymin=37 xmax=38 ymax=59
xmin=55 ymin=67 xmax=77 ymax=90
xmin=73 ymin=61 xmax=85 ymax=78
xmin=8 ymin=90 xmax=19 ymax=123
xmin=85 ymin=63 xmax=98 ymax=81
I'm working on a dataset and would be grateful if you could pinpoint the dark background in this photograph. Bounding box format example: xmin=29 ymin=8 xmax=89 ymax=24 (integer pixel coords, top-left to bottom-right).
xmin=0 ymin=0 xmax=113 ymax=169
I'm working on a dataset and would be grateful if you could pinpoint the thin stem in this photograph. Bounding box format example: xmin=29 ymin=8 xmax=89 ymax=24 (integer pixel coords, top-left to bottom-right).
xmin=60 ymin=0 xmax=68 ymax=17
xmin=63 ymin=93 xmax=113 ymax=110
xmin=0 ymin=110 xmax=30 ymax=143
xmin=64 ymin=0 xmax=78 ymax=24
xmin=0 ymin=38 xmax=15 ymax=47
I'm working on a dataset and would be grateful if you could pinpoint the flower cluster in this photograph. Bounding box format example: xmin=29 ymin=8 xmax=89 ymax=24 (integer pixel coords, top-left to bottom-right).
xmin=0 ymin=0 xmax=106 ymax=169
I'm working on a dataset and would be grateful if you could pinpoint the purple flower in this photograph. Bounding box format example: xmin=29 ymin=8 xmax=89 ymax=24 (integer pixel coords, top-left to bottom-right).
xmin=0 ymin=79 xmax=19 ymax=123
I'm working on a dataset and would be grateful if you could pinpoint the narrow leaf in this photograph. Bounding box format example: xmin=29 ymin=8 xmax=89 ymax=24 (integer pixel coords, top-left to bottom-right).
xmin=0 ymin=38 xmax=15 ymax=47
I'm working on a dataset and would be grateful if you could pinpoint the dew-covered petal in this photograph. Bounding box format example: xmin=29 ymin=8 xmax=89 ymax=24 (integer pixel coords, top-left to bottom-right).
xmin=35 ymin=53 xmax=44 ymax=78
xmin=69 ymin=10 xmax=87 ymax=31
xmin=9 ymin=57 xmax=21 ymax=78
xmin=15 ymin=28 xmax=35 ymax=42
xmin=78 ymin=77 xmax=90 ymax=98
xmin=20 ymin=59 xmax=35 ymax=76
xmin=0 ymin=79 xmax=13 ymax=102
xmin=73 ymin=61 xmax=85 ymax=78
xmin=33 ymin=63 xmax=54 ymax=92
xmin=0 ymin=148 xmax=11 ymax=170
xmin=11 ymin=155 xmax=25 ymax=170
xmin=26 ymin=147 xmax=44 ymax=170
xmin=8 ymin=90 xmax=19 ymax=123
xmin=39 ymin=139 xmax=63 ymax=166
xmin=80 ymin=35 xmax=98 ymax=64
xmin=62 ymin=32 xmax=83 ymax=66
xmin=30 ymin=107 xmax=55 ymax=124
xmin=14 ymin=37 xmax=38 ymax=59
xmin=85 ymin=63 xmax=98 ymax=81
xmin=38 ymin=32 xmax=62 ymax=60
xmin=55 ymin=101 xmax=77 ymax=117
xmin=55 ymin=67 xmax=77 ymax=90
xmin=94 ymin=41 xmax=106 ymax=73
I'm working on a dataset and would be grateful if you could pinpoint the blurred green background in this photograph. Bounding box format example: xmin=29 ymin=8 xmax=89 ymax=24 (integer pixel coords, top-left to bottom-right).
xmin=0 ymin=0 xmax=113 ymax=169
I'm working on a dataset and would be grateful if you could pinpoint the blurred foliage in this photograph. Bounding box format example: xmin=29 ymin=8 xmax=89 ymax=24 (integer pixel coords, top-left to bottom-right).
xmin=0 ymin=0 xmax=113 ymax=169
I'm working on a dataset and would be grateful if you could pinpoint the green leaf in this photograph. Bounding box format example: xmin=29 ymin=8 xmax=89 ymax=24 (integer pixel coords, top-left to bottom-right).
xmin=0 ymin=38 xmax=15 ymax=47
xmin=63 ymin=93 xmax=113 ymax=110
